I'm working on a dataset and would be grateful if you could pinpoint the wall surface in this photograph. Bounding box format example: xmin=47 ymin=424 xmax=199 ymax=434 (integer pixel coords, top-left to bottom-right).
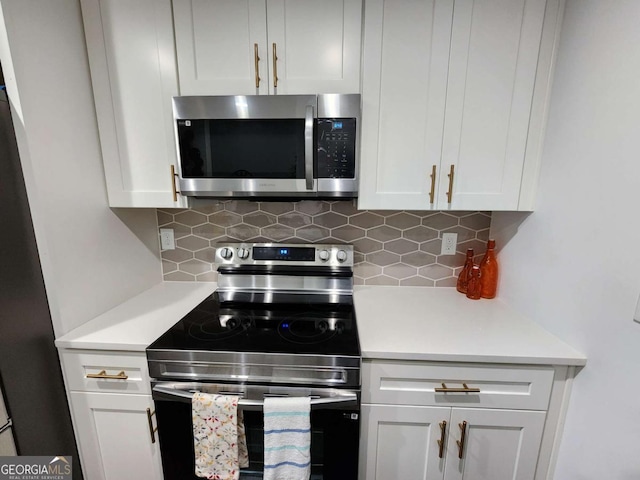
xmin=0 ymin=0 xmax=161 ymax=337
xmin=158 ymin=201 xmax=491 ymax=285
xmin=494 ymin=1 xmax=640 ymax=478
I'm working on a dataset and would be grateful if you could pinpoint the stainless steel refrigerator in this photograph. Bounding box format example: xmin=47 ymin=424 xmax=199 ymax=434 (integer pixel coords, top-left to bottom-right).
xmin=0 ymin=85 xmax=82 ymax=478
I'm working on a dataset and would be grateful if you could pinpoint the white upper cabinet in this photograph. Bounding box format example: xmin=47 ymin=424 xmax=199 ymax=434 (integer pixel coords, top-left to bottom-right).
xmin=359 ymin=0 xmax=453 ymax=210
xmin=81 ymin=0 xmax=188 ymax=208
xmin=173 ymin=0 xmax=363 ymax=96
xmin=173 ymin=0 xmax=269 ymax=95
xmin=440 ymin=0 xmax=547 ymax=210
xmin=359 ymin=0 xmax=563 ymax=211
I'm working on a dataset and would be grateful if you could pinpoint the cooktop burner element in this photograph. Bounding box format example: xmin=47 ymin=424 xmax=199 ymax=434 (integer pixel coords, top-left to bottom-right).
xmin=147 ymin=242 xmax=361 ymax=389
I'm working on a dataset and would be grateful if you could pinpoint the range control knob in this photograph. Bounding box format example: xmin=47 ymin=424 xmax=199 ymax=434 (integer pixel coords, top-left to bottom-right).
xmin=219 ymin=247 xmax=233 ymax=260
xmin=336 ymin=250 xmax=348 ymax=263
xmin=237 ymin=248 xmax=250 ymax=260
xmin=318 ymin=249 xmax=331 ymax=262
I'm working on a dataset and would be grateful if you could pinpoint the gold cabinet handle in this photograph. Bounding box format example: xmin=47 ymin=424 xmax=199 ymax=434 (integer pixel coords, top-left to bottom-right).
xmin=429 ymin=165 xmax=437 ymax=205
xmin=456 ymin=421 xmax=468 ymax=459
xmin=86 ymin=370 xmax=128 ymax=380
xmin=272 ymin=43 xmax=278 ymax=88
xmin=146 ymin=408 xmax=158 ymax=444
xmin=434 ymin=382 xmax=480 ymax=393
xmin=254 ymin=43 xmax=261 ymax=88
xmin=446 ymin=164 xmax=455 ymax=203
xmin=437 ymin=421 xmax=447 ymax=458
xmin=170 ymin=165 xmax=179 ymax=202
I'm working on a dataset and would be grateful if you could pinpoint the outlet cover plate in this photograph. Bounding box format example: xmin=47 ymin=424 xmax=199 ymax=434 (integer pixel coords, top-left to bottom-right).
xmin=441 ymin=233 xmax=457 ymax=255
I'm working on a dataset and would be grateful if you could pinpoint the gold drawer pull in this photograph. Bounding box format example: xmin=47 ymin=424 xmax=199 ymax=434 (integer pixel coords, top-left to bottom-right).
xmin=435 ymin=382 xmax=480 ymax=393
xmin=254 ymin=43 xmax=261 ymax=88
xmin=446 ymin=164 xmax=455 ymax=203
xmin=86 ymin=370 xmax=128 ymax=380
xmin=457 ymin=421 xmax=468 ymax=459
xmin=170 ymin=165 xmax=179 ymax=202
xmin=146 ymin=408 xmax=158 ymax=444
xmin=429 ymin=165 xmax=436 ymax=205
xmin=272 ymin=43 xmax=278 ymax=88
xmin=437 ymin=421 xmax=447 ymax=458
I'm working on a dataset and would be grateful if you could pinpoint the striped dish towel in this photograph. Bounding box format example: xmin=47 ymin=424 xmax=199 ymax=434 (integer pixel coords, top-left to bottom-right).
xmin=263 ymin=396 xmax=311 ymax=480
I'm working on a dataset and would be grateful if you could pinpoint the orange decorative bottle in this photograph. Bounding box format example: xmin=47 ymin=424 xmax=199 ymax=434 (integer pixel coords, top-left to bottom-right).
xmin=479 ymin=239 xmax=498 ymax=299
xmin=456 ymin=248 xmax=475 ymax=294
xmin=466 ymin=265 xmax=482 ymax=300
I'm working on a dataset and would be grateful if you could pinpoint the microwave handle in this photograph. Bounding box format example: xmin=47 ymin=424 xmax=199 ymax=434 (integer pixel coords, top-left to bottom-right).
xmin=304 ymin=105 xmax=314 ymax=190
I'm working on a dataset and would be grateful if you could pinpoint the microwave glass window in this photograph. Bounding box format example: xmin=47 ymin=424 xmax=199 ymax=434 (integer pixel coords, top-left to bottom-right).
xmin=178 ymin=119 xmax=305 ymax=179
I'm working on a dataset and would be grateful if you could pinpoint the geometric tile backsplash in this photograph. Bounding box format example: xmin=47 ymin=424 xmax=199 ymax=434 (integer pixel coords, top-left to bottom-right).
xmin=157 ymin=200 xmax=491 ymax=287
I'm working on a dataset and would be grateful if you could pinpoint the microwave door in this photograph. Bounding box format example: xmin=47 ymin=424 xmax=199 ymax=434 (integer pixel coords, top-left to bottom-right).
xmin=175 ymin=95 xmax=318 ymax=197
xmin=177 ymin=116 xmax=317 ymax=197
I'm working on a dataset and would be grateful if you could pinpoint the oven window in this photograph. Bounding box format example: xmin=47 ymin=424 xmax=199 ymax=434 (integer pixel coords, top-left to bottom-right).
xmin=177 ymin=119 xmax=306 ymax=179
xmin=155 ymin=400 xmax=359 ymax=480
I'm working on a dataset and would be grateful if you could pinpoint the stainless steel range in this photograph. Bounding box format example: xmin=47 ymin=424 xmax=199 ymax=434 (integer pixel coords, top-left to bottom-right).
xmin=147 ymin=242 xmax=361 ymax=480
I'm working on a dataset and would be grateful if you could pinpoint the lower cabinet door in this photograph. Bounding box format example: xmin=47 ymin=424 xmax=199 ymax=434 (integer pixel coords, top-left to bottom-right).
xmin=444 ymin=408 xmax=546 ymax=480
xmin=360 ymin=404 xmax=450 ymax=480
xmin=70 ymin=392 xmax=163 ymax=480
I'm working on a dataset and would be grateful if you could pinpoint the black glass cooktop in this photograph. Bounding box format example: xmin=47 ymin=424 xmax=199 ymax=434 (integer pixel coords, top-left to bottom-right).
xmin=148 ymin=293 xmax=360 ymax=357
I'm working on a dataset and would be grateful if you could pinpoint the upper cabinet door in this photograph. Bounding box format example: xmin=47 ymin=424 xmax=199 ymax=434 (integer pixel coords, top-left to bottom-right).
xmin=358 ymin=0 xmax=454 ymax=210
xmin=439 ymin=0 xmax=547 ymax=210
xmin=265 ymin=0 xmax=362 ymax=95
xmin=173 ymin=0 xmax=269 ymax=95
xmin=81 ymin=0 xmax=187 ymax=207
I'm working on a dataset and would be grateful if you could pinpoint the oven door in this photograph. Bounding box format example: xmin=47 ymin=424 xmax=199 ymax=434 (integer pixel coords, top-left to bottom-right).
xmin=173 ymin=95 xmax=318 ymax=197
xmin=152 ymin=383 xmax=360 ymax=480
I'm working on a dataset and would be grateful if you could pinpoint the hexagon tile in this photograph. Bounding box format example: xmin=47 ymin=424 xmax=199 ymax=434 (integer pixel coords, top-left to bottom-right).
xmin=157 ymin=200 xmax=491 ymax=286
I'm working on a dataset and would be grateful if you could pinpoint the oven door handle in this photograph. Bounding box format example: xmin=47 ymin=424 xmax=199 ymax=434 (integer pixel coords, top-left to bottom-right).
xmin=152 ymin=385 xmax=358 ymax=410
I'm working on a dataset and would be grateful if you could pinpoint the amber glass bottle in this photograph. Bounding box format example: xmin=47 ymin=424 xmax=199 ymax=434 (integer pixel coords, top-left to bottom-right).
xmin=466 ymin=265 xmax=482 ymax=300
xmin=479 ymin=239 xmax=498 ymax=299
xmin=456 ymin=249 xmax=475 ymax=294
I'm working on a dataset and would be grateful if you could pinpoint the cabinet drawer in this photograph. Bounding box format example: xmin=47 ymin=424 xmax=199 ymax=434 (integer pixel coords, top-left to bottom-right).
xmin=363 ymin=361 xmax=554 ymax=410
xmin=61 ymin=350 xmax=151 ymax=394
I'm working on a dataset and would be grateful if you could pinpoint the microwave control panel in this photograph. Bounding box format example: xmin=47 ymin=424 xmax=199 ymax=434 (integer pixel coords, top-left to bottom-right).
xmin=316 ymin=118 xmax=356 ymax=179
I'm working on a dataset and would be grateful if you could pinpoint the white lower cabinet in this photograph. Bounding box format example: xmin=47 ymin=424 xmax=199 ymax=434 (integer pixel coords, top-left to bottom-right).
xmin=361 ymin=404 xmax=449 ymax=479
xmin=361 ymin=405 xmax=545 ymax=480
xmin=360 ymin=360 xmax=557 ymax=480
xmin=70 ymin=392 xmax=162 ymax=480
xmin=444 ymin=408 xmax=545 ymax=480
xmin=60 ymin=350 xmax=163 ymax=480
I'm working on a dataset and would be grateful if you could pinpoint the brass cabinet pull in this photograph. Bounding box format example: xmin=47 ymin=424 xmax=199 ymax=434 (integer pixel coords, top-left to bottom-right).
xmin=170 ymin=165 xmax=179 ymax=202
xmin=429 ymin=165 xmax=437 ymax=205
xmin=86 ymin=370 xmax=128 ymax=380
xmin=254 ymin=43 xmax=261 ymax=88
xmin=146 ymin=408 xmax=158 ymax=444
xmin=456 ymin=421 xmax=467 ymax=459
xmin=272 ymin=43 xmax=278 ymax=88
xmin=446 ymin=164 xmax=455 ymax=203
xmin=435 ymin=382 xmax=480 ymax=393
xmin=437 ymin=421 xmax=447 ymax=458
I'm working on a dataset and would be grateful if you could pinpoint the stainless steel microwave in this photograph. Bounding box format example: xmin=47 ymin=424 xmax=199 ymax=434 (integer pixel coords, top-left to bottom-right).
xmin=173 ymin=94 xmax=360 ymax=198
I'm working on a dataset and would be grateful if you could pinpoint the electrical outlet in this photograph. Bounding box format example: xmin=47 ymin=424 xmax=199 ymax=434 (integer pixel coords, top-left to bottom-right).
xmin=160 ymin=228 xmax=175 ymax=250
xmin=441 ymin=233 xmax=457 ymax=255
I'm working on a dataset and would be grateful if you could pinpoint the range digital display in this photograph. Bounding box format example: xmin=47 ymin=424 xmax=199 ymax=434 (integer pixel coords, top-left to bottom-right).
xmin=252 ymin=247 xmax=316 ymax=261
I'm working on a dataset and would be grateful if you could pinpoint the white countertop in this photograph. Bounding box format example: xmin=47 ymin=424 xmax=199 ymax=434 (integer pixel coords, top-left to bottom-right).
xmin=55 ymin=282 xmax=585 ymax=366
xmin=55 ymin=282 xmax=216 ymax=351
xmin=354 ymin=286 xmax=586 ymax=366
